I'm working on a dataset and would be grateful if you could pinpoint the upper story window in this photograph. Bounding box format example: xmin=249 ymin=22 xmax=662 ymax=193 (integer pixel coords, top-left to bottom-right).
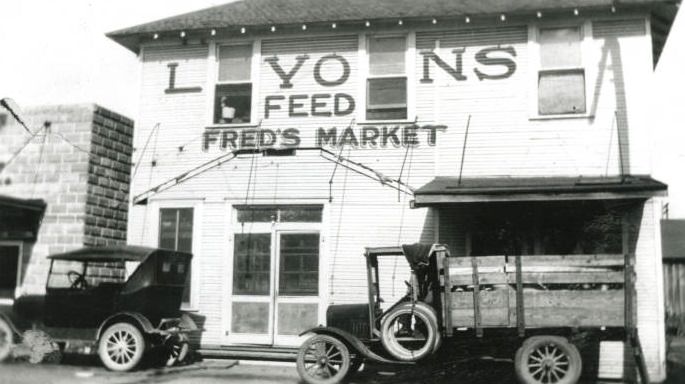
xmin=214 ymin=44 xmax=253 ymax=124
xmin=366 ymin=36 xmax=407 ymax=121
xmin=537 ymin=26 xmax=586 ymax=116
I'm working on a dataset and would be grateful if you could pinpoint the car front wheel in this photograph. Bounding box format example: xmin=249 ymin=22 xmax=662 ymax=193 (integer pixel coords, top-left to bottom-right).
xmin=98 ymin=323 xmax=146 ymax=372
xmin=0 ymin=318 xmax=13 ymax=362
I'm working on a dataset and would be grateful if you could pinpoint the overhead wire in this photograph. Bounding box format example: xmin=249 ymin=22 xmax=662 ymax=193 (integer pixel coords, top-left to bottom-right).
xmin=0 ymin=98 xmax=33 ymax=135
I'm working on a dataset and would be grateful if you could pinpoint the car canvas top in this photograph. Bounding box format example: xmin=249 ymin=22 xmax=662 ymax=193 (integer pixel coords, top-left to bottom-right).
xmin=47 ymin=245 xmax=189 ymax=262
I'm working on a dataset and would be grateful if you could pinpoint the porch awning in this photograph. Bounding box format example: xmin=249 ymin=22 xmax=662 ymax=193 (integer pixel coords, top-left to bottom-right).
xmin=412 ymin=175 xmax=666 ymax=207
xmin=0 ymin=194 xmax=46 ymax=240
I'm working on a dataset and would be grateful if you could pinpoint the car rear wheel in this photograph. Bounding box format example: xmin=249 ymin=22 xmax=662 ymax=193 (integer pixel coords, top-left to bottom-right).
xmin=98 ymin=323 xmax=146 ymax=371
xmin=0 ymin=318 xmax=13 ymax=362
xmin=165 ymin=336 xmax=190 ymax=367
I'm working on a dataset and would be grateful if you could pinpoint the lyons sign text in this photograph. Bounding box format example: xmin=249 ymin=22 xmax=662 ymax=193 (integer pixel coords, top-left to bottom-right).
xmin=203 ymin=45 xmax=516 ymax=151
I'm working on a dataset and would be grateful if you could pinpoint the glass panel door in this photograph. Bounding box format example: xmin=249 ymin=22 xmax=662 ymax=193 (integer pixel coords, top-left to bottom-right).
xmin=226 ymin=205 xmax=323 ymax=346
xmin=229 ymin=232 xmax=274 ymax=344
xmin=274 ymin=232 xmax=320 ymax=346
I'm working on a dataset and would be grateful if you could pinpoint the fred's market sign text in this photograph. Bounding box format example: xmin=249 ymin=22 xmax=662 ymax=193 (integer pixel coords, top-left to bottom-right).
xmin=203 ymin=125 xmax=446 ymax=151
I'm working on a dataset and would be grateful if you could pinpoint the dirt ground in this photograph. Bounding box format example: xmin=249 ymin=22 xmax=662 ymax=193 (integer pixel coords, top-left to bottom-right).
xmin=1 ymin=342 xmax=684 ymax=384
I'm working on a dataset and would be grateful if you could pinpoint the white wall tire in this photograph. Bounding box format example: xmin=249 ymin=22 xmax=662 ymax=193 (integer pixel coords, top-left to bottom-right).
xmin=98 ymin=323 xmax=146 ymax=372
xmin=514 ymin=335 xmax=582 ymax=384
xmin=0 ymin=318 xmax=13 ymax=362
xmin=380 ymin=302 xmax=440 ymax=361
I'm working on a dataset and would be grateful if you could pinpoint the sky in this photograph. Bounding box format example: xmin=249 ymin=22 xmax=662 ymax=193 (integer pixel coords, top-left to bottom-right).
xmin=0 ymin=0 xmax=226 ymax=118
xmin=1 ymin=1 xmax=684 ymax=215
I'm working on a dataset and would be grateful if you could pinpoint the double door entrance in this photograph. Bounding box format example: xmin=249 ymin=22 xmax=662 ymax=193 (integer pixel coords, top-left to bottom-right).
xmin=226 ymin=206 xmax=323 ymax=346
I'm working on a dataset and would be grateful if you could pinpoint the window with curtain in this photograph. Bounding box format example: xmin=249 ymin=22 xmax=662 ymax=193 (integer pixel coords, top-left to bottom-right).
xmin=214 ymin=44 xmax=253 ymax=124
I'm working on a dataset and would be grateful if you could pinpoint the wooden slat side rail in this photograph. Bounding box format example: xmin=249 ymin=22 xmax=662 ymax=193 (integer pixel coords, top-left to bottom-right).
xmin=471 ymin=257 xmax=483 ymax=337
xmin=448 ymin=256 xmax=507 ymax=286
xmin=624 ymin=253 xmax=635 ymax=336
xmin=448 ymin=255 xmax=506 ymax=268
xmin=511 ymin=254 xmax=625 ymax=266
xmin=515 ymin=254 xmax=525 ymax=336
xmin=443 ymin=256 xmax=453 ymax=337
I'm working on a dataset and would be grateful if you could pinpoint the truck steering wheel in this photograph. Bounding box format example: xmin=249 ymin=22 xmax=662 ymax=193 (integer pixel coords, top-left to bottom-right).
xmin=67 ymin=270 xmax=88 ymax=289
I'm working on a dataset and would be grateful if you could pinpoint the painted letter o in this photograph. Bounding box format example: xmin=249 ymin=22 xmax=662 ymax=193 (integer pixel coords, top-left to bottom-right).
xmin=314 ymin=54 xmax=350 ymax=87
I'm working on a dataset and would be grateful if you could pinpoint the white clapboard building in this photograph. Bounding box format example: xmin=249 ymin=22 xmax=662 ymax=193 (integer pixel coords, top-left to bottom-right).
xmin=108 ymin=0 xmax=678 ymax=380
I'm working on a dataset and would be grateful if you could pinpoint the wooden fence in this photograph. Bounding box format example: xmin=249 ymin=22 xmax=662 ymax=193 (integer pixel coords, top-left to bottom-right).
xmin=664 ymin=260 xmax=685 ymax=322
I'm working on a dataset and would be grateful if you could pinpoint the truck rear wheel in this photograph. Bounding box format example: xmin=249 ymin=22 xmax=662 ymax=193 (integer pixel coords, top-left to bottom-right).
xmin=0 ymin=318 xmax=13 ymax=362
xmin=514 ymin=335 xmax=582 ymax=384
xmin=380 ymin=302 xmax=439 ymax=361
xmin=296 ymin=334 xmax=350 ymax=384
xmin=98 ymin=322 xmax=146 ymax=372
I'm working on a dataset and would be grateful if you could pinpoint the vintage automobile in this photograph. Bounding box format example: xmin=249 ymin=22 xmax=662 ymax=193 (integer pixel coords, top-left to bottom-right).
xmin=296 ymin=244 xmax=647 ymax=384
xmin=0 ymin=245 xmax=197 ymax=371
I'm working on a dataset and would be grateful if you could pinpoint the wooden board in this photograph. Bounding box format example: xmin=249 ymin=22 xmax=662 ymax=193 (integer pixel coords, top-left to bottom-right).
xmin=450 ymin=289 xmax=509 ymax=327
xmin=514 ymin=289 xmax=625 ymax=327
xmin=448 ymin=256 xmax=507 ymax=286
xmin=508 ymin=254 xmax=625 ymax=267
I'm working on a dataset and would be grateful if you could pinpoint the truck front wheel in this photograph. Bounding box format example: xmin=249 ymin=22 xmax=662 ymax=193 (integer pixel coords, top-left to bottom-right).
xmin=296 ymin=334 xmax=351 ymax=384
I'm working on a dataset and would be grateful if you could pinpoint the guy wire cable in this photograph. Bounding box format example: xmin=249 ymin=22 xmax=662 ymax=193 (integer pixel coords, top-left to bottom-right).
xmin=328 ymin=118 xmax=355 ymax=202
xmin=30 ymin=124 xmax=49 ymax=199
xmin=392 ymin=143 xmax=414 ymax=295
xmin=140 ymin=122 xmax=162 ymax=242
xmin=329 ymin=146 xmax=351 ymax=298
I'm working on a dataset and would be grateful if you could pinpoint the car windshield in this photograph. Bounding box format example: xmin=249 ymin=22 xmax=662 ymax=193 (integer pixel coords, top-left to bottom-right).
xmin=47 ymin=259 xmax=126 ymax=290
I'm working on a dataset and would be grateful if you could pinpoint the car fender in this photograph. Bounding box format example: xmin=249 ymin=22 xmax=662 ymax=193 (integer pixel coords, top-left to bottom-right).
xmin=0 ymin=312 xmax=23 ymax=339
xmin=299 ymin=326 xmax=405 ymax=364
xmin=96 ymin=312 xmax=155 ymax=340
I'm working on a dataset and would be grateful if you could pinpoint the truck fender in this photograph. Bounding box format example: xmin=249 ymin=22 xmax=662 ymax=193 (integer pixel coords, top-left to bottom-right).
xmin=96 ymin=312 xmax=155 ymax=341
xmin=299 ymin=326 xmax=405 ymax=365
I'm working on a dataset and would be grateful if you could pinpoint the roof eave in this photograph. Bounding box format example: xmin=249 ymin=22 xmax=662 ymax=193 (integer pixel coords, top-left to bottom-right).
xmin=107 ymin=2 xmax=668 ymax=53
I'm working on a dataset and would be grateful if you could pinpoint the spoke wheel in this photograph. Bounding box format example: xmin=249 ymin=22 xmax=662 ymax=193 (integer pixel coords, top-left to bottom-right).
xmin=165 ymin=339 xmax=190 ymax=367
xmin=515 ymin=336 xmax=582 ymax=384
xmin=98 ymin=323 xmax=145 ymax=372
xmin=296 ymin=335 xmax=350 ymax=384
xmin=0 ymin=318 xmax=13 ymax=362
